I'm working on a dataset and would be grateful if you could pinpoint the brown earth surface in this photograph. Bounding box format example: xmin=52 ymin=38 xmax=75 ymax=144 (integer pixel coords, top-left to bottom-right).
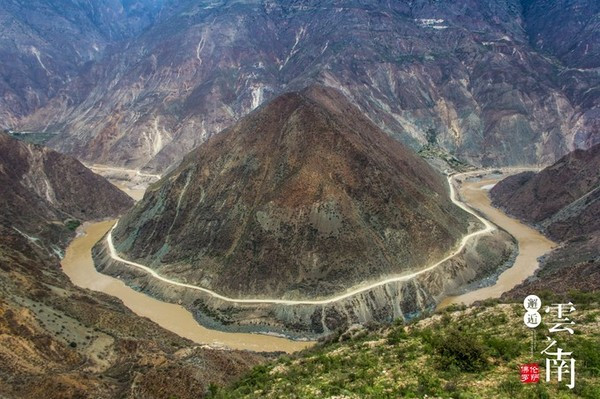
xmin=491 ymin=145 xmax=600 ymax=299
xmin=0 ymin=135 xmax=270 ymax=398
xmin=113 ymin=86 xmax=474 ymax=298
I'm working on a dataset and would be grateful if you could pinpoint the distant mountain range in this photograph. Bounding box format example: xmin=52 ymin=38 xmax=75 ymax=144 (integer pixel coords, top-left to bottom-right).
xmin=2 ymin=0 xmax=598 ymax=171
xmin=0 ymin=0 xmax=173 ymax=125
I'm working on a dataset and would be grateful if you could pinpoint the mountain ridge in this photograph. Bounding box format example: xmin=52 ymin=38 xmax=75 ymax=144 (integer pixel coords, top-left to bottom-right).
xmin=0 ymin=131 xmax=134 ymax=255
xmin=111 ymin=85 xmax=474 ymax=298
xmin=492 ymin=144 xmax=600 ymax=298
xmin=4 ymin=0 xmax=598 ymax=170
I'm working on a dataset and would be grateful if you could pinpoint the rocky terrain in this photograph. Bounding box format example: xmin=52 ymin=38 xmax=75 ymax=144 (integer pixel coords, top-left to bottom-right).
xmin=0 ymin=134 xmax=268 ymax=398
xmin=491 ymin=144 xmax=600 ymax=298
xmin=0 ymin=0 xmax=176 ymax=128
xmin=491 ymin=144 xmax=600 ymax=242
xmin=0 ymin=226 xmax=269 ymax=399
xmin=3 ymin=0 xmax=598 ymax=171
xmin=0 ymin=132 xmax=134 ymax=255
xmin=522 ymin=0 xmax=600 ymax=69
xmin=95 ymin=87 xmax=515 ymax=335
xmin=111 ymin=86 xmax=474 ymax=297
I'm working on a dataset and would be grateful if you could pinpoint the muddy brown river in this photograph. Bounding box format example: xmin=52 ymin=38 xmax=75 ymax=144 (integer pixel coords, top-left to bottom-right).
xmin=438 ymin=175 xmax=556 ymax=308
xmin=62 ymin=171 xmax=555 ymax=351
xmin=61 ymin=220 xmax=313 ymax=353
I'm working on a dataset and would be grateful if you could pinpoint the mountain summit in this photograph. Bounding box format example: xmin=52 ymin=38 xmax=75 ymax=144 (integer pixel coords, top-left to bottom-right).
xmin=112 ymin=86 xmax=473 ymax=298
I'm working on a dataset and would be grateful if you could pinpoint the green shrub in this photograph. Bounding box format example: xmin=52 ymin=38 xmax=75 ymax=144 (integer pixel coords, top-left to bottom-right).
xmin=485 ymin=336 xmax=522 ymax=361
xmin=568 ymin=290 xmax=600 ymax=307
xmin=386 ymin=327 xmax=407 ymax=345
xmin=498 ymin=377 xmax=522 ymax=397
xmin=65 ymin=219 xmax=81 ymax=231
xmin=433 ymin=327 xmax=488 ymax=372
xmin=416 ymin=372 xmax=441 ymax=396
xmin=572 ymin=379 xmax=600 ymax=398
xmin=572 ymin=338 xmax=600 ymax=376
xmin=522 ymin=384 xmax=550 ymax=399
xmin=582 ymin=312 xmax=598 ymax=323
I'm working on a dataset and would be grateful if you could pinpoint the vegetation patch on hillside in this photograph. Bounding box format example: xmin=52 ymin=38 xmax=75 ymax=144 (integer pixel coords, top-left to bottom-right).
xmin=209 ymin=293 xmax=600 ymax=398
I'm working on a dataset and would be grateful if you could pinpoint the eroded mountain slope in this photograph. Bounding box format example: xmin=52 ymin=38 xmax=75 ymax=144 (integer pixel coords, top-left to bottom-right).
xmin=112 ymin=86 xmax=474 ymax=298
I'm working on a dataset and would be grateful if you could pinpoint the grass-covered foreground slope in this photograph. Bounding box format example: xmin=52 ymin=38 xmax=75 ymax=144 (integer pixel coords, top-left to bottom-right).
xmin=209 ymin=293 xmax=600 ymax=399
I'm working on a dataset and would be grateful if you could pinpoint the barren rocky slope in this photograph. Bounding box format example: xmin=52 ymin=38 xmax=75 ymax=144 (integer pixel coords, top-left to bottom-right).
xmin=522 ymin=0 xmax=600 ymax=69
xmin=0 ymin=134 xmax=268 ymax=398
xmin=112 ymin=86 xmax=474 ymax=298
xmin=491 ymin=144 xmax=600 ymax=242
xmin=0 ymin=0 xmax=176 ymax=128
xmin=491 ymin=144 xmax=600 ymax=298
xmin=5 ymin=0 xmax=599 ymax=170
xmin=0 ymin=226 xmax=268 ymax=399
xmin=0 ymin=132 xmax=134 ymax=254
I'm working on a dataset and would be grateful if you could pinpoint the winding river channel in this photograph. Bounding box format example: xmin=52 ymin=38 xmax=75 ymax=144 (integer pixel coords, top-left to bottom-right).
xmin=62 ymin=220 xmax=314 ymax=353
xmin=61 ymin=169 xmax=555 ymax=352
xmin=438 ymin=175 xmax=556 ymax=307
